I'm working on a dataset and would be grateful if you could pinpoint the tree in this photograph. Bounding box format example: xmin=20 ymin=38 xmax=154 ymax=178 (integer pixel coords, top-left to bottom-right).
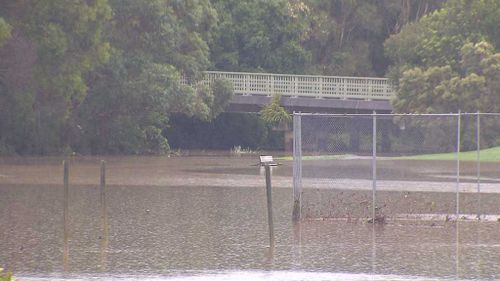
xmin=301 ymin=0 xmax=443 ymax=76
xmin=260 ymin=94 xmax=291 ymax=126
xmin=210 ymin=79 xmax=234 ymax=119
xmin=210 ymin=0 xmax=311 ymax=73
xmin=385 ymin=0 xmax=500 ymax=113
xmin=302 ymin=0 xmax=381 ymax=76
xmin=77 ymin=0 xmax=228 ymax=154
xmin=0 ymin=0 xmax=112 ymax=154
xmin=0 ymin=17 xmax=11 ymax=46
xmin=391 ymin=41 xmax=499 ymax=151
xmin=385 ymin=0 xmax=499 ymax=75
xmin=2 ymin=0 xmax=470 ymax=155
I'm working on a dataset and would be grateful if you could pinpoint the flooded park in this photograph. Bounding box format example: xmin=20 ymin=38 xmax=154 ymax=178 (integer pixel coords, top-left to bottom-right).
xmin=1 ymin=155 xmax=500 ymax=280
xmin=1 ymin=0 xmax=499 ymax=280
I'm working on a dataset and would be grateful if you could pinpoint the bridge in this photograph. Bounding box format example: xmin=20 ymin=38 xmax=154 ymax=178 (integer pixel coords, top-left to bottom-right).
xmin=194 ymin=71 xmax=395 ymax=113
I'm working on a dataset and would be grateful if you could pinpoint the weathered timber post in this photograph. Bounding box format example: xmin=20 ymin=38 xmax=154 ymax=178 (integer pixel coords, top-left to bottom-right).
xmin=292 ymin=113 xmax=302 ymax=222
xmin=265 ymin=164 xmax=275 ymax=249
xmin=63 ymin=160 xmax=69 ymax=270
xmin=100 ymin=160 xmax=109 ymax=270
xmin=100 ymin=160 xmax=107 ymax=225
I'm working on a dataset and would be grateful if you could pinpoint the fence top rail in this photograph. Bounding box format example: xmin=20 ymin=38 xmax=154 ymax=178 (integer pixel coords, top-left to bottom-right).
xmin=463 ymin=112 xmax=500 ymax=116
xmin=204 ymin=70 xmax=391 ymax=81
xmin=293 ymin=112 xmax=500 ymax=117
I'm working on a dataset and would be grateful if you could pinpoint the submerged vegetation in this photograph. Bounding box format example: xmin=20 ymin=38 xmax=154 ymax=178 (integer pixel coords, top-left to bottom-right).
xmin=230 ymin=145 xmax=258 ymax=156
xmin=0 ymin=268 xmax=13 ymax=281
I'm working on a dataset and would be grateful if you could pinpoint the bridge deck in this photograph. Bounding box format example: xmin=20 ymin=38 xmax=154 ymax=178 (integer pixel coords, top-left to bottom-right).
xmin=200 ymin=71 xmax=395 ymax=101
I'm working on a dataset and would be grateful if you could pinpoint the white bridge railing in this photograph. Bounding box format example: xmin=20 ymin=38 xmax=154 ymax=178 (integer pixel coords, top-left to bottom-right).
xmin=195 ymin=71 xmax=394 ymax=101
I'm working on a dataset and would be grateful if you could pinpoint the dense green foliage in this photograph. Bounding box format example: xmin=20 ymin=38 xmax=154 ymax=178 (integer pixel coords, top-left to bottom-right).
xmin=3 ymin=0 xmax=496 ymax=154
xmin=210 ymin=0 xmax=310 ymax=73
xmin=0 ymin=268 xmax=13 ymax=281
xmin=0 ymin=0 xmax=231 ymax=155
xmin=386 ymin=0 xmax=500 ymax=113
xmin=0 ymin=0 xmax=112 ymax=154
xmin=260 ymin=94 xmax=291 ymax=126
xmin=0 ymin=17 xmax=11 ymax=47
xmin=75 ymin=0 xmax=225 ymax=154
xmin=384 ymin=0 xmax=500 ymax=151
xmin=210 ymin=0 xmax=444 ymax=76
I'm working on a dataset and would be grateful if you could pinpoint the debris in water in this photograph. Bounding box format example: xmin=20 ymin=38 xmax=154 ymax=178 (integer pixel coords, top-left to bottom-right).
xmin=367 ymin=215 xmax=386 ymax=224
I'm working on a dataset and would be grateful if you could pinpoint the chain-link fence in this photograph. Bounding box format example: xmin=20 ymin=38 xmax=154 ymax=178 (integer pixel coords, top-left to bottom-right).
xmin=293 ymin=112 xmax=500 ymax=222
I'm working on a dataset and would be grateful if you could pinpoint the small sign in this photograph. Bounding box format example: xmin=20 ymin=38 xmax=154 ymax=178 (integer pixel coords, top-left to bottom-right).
xmin=259 ymin=155 xmax=278 ymax=166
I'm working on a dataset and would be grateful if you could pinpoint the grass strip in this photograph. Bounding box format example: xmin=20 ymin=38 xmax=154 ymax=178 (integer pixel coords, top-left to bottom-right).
xmin=277 ymin=147 xmax=500 ymax=162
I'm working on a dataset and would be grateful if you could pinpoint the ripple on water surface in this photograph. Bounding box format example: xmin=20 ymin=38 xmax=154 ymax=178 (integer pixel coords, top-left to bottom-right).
xmin=1 ymin=156 xmax=500 ymax=280
xmin=18 ymin=270 xmax=451 ymax=281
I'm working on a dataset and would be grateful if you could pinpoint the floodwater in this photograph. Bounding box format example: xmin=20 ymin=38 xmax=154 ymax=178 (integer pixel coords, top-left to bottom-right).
xmin=1 ymin=155 xmax=500 ymax=280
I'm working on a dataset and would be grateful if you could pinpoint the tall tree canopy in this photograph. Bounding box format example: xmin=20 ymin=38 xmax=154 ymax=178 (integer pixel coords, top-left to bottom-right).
xmin=77 ymin=0 xmax=234 ymax=154
xmin=0 ymin=0 xmax=234 ymax=155
xmin=385 ymin=0 xmax=500 ymax=113
xmin=209 ymin=0 xmax=442 ymax=76
xmin=0 ymin=0 xmax=112 ymax=154
xmin=3 ymin=0 xmax=478 ymax=155
xmin=210 ymin=0 xmax=311 ymax=73
xmin=301 ymin=0 xmax=443 ymax=76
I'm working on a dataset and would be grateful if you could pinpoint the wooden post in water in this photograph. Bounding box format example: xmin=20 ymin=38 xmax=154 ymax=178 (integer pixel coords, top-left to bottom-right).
xmin=100 ymin=160 xmax=106 ymax=219
xmin=100 ymin=160 xmax=107 ymax=228
xmin=63 ymin=160 xmax=69 ymax=270
xmin=100 ymin=160 xmax=109 ymax=270
xmin=264 ymin=165 xmax=275 ymax=249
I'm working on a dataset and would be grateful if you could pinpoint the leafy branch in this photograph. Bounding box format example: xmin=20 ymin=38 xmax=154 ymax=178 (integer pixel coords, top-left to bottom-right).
xmin=259 ymin=94 xmax=291 ymax=126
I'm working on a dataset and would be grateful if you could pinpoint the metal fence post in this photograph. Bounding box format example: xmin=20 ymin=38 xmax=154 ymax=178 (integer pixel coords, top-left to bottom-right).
xmin=476 ymin=112 xmax=481 ymax=219
xmin=372 ymin=111 xmax=377 ymax=221
xmin=293 ymin=113 xmax=302 ymax=222
xmin=456 ymin=111 xmax=461 ymax=217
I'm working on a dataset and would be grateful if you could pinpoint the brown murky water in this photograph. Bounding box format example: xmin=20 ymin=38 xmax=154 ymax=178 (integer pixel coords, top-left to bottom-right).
xmin=1 ymin=155 xmax=500 ymax=280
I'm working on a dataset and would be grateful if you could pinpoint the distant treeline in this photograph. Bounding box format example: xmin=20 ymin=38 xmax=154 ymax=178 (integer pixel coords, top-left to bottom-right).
xmin=0 ymin=1 xmax=498 ymax=155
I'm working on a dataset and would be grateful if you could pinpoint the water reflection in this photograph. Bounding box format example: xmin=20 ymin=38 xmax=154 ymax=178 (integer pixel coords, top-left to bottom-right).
xmin=13 ymin=271 xmax=452 ymax=281
xmin=0 ymin=156 xmax=499 ymax=280
xmin=99 ymin=160 xmax=109 ymax=272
